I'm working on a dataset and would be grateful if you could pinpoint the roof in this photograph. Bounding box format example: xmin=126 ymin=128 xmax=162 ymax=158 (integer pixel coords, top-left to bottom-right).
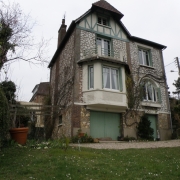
xmin=30 ymin=82 xmax=50 ymax=102
xmin=130 ymin=36 xmax=166 ymax=49
xmin=77 ymin=56 xmax=130 ymax=73
xmin=92 ymin=0 xmax=124 ymax=19
xmin=48 ymin=0 xmax=166 ymax=68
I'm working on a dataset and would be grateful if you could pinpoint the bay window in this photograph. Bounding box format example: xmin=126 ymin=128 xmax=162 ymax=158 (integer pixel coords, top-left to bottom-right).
xmin=88 ymin=66 xmax=94 ymax=89
xmin=103 ymin=66 xmax=119 ymax=90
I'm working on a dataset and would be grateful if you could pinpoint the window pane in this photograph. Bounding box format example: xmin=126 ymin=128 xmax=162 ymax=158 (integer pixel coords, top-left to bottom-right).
xmin=143 ymin=51 xmax=147 ymax=65
xmin=103 ymin=67 xmax=110 ymax=88
xmin=96 ymin=38 xmax=101 ymax=45
xmin=153 ymin=87 xmax=157 ymax=101
xmin=104 ymin=40 xmax=110 ymax=56
xmin=98 ymin=17 xmax=101 ymax=24
xmin=145 ymin=51 xmax=149 ymax=66
xmin=142 ymin=84 xmax=147 ymax=100
xmin=139 ymin=50 xmax=143 ymax=64
xmin=103 ymin=18 xmax=107 ymax=25
xmin=147 ymin=84 xmax=152 ymax=100
xmin=111 ymin=69 xmax=118 ymax=89
xmin=89 ymin=67 xmax=94 ymax=89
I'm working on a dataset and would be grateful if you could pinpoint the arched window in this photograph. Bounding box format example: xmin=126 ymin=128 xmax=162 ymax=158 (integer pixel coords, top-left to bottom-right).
xmin=141 ymin=80 xmax=161 ymax=102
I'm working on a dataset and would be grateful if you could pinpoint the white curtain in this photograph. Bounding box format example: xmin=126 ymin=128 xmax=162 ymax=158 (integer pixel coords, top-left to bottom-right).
xmin=111 ymin=69 xmax=118 ymax=89
xmin=147 ymin=83 xmax=152 ymax=100
xmin=103 ymin=68 xmax=110 ymax=88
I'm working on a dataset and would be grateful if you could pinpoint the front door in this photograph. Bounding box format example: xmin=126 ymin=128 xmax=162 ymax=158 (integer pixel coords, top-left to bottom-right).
xmin=147 ymin=114 xmax=157 ymax=139
xmin=90 ymin=111 xmax=120 ymax=140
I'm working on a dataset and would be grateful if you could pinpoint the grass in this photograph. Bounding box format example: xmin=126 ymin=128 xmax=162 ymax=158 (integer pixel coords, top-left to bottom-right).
xmin=0 ymin=143 xmax=180 ymax=180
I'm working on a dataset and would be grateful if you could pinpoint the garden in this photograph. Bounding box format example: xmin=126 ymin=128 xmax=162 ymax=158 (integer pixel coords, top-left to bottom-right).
xmin=0 ymin=141 xmax=180 ymax=180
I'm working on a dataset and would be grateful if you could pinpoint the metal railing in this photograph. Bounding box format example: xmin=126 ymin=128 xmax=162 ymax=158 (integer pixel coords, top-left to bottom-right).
xmin=83 ymin=47 xmax=121 ymax=60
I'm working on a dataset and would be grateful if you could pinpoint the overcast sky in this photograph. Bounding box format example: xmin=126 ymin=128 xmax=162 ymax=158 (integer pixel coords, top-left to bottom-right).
xmin=1 ymin=0 xmax=180 ymax=101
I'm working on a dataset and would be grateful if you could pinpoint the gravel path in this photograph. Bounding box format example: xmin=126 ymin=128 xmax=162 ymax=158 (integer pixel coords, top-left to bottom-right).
xmin=70 ymin=140 xmax=180 ymax=150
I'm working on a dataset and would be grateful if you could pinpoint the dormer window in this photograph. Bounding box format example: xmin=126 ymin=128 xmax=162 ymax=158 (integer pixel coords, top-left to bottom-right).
xmin=98 ymin=17 xmax=108 ymax=26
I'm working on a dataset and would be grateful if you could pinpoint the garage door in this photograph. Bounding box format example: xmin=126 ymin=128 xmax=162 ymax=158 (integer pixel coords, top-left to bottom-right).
xmin=147 ymin=114 xmax=157 ymax=139
xmin=90 ymin=111 xmax=120 ymax=140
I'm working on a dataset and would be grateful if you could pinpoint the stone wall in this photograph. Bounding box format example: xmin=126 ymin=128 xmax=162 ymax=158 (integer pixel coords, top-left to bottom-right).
xmin=129 ymin=42 xmax=168 ymax=113
xmin=80 ymin=30 xmax=96 ymax=59
xmin=158 ymin=113 xmax=171 ymax=140
xmin=113 ymin=39 xmax=127 ymax=62
xmin=80 ymin=106 xmax=90 ymax=135
xmin=52 ymin=107 xmax=72 ymax=138
xmin=50 ymin=30 xmax=76 ymax=138
xmin=123 ymin=111 xmax=144 ymax=138
xmin=50 ymin=64 xmax=56 ymax=106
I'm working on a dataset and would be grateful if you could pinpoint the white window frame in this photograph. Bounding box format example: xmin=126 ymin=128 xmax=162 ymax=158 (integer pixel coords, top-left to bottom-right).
xmin=103 ymin=66 xmax=119 ymax=90
xmin=96 ymin=37 xmax=110 ymax=57
xmin=98 ymin=17 xmax=108 ymax=26
xmin=138 ymin=48 xmax=151 ymax=66
xmin=142 ymin=81 xmax=158 ymax=102
xmin=88 ymin=66 xmax=94 ymax=89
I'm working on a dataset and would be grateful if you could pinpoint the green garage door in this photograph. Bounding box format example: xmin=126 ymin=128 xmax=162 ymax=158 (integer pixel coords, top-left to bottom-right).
xmin=147 ymin=114 xmax=157 ymax=139
xmin=90 ymin=111 xmax=120 ymax=140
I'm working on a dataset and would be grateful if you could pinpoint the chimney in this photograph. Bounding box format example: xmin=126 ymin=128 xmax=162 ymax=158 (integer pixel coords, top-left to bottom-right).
xmin=57 ymin=19 xmax=67 ymax=47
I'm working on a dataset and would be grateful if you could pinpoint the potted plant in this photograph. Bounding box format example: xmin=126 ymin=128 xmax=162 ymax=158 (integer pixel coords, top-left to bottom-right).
xmin=0 ymin=81 xmax=30 ymax=145
xmin=9 ymin=103 xmax=30 ymax=145
xmin=77 ymin=129 xmax=85 ymax=137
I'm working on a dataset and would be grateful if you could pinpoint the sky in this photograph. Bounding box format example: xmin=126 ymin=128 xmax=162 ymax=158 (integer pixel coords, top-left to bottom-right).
xmin=0 ymin=0 xmax=180 ymax=101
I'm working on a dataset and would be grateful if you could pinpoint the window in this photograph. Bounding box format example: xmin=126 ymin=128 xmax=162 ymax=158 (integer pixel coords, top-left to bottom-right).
xmin=142 ymin=81 xmax=159 ymax=102
xmin=138 ymin=48 xmax=152 ymax=66
xmin=89 ymin=66 xmax=94 ymax=89
xmin=103 ymin=66 xmax=119 ymax=90
xmin=59 ymin=115 xmax=62 ymax=124
xmin=96 ymin=38 xmax=110 ymax=56
xmin=98 ymin=17 xmax=108 ymax=26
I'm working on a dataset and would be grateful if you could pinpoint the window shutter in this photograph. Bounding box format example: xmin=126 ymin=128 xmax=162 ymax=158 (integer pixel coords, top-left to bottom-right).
xmin=88 ymin=66 xmax=89 ymax=89
xmin=156 ymin=87 xmax=162 ymax=103
xmin=119 ymin=67 xmax=123 ymax=92
xmin=149 ymin=50 xmax=153 ymax=67
xmin=102 ymin=65 xmax=104 ymax=89
xmin=140 ymin=82 xmax=145 ymax=101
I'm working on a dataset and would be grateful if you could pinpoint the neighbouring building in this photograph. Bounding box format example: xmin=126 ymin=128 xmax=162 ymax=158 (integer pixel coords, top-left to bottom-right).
xmin=48 ymin=0 xmax=171 ymax=140
xmin=30 ymin=82 xmax=50 ymax=103
xmin=29 ymin=82 xmax=50 ymax=128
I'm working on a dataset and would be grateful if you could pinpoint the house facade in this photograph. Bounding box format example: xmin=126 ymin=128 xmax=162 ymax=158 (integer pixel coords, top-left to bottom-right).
xmin=48 ymin=0 xmax=171 ymax=140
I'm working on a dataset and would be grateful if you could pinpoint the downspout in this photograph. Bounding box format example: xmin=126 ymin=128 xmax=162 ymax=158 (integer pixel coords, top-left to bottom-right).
xmin=161 ymin=49 xmax=173 ymax=134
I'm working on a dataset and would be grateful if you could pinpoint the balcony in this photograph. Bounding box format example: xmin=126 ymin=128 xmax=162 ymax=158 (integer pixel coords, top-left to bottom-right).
xmin=82 ymin=46 xmax=124 ymax=61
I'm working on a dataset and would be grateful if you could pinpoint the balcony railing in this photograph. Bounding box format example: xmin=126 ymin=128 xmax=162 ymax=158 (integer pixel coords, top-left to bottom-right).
xmin=83 ymin=47 xmax=123 ymax=61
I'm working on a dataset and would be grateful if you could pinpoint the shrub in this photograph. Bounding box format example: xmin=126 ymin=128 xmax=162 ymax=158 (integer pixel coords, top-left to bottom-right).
xmin=137 ymin=115 xmax=154 ymax=140
xmin=0 ymin=88 xmax=10 ymax=148
xmin=71 ymin=133 xmax=94 ymax=143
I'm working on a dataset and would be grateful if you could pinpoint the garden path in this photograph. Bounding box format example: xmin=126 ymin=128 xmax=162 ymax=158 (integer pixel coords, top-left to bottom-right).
xmin=70 ymin=140 xmax=180 ymax=149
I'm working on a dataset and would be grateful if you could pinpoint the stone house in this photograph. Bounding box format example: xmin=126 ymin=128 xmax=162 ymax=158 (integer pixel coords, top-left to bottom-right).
xmin=48 ymin=0 xmax=171 ymax=140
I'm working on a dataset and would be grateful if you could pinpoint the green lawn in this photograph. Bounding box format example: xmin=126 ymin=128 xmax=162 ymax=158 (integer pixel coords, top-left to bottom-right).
xmin=0 ymin=145 xmax=180 ymax=180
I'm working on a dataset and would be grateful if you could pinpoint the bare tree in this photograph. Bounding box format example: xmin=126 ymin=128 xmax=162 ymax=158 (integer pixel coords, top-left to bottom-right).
xmin=0 ymin=0 xmax=49 ymax=70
